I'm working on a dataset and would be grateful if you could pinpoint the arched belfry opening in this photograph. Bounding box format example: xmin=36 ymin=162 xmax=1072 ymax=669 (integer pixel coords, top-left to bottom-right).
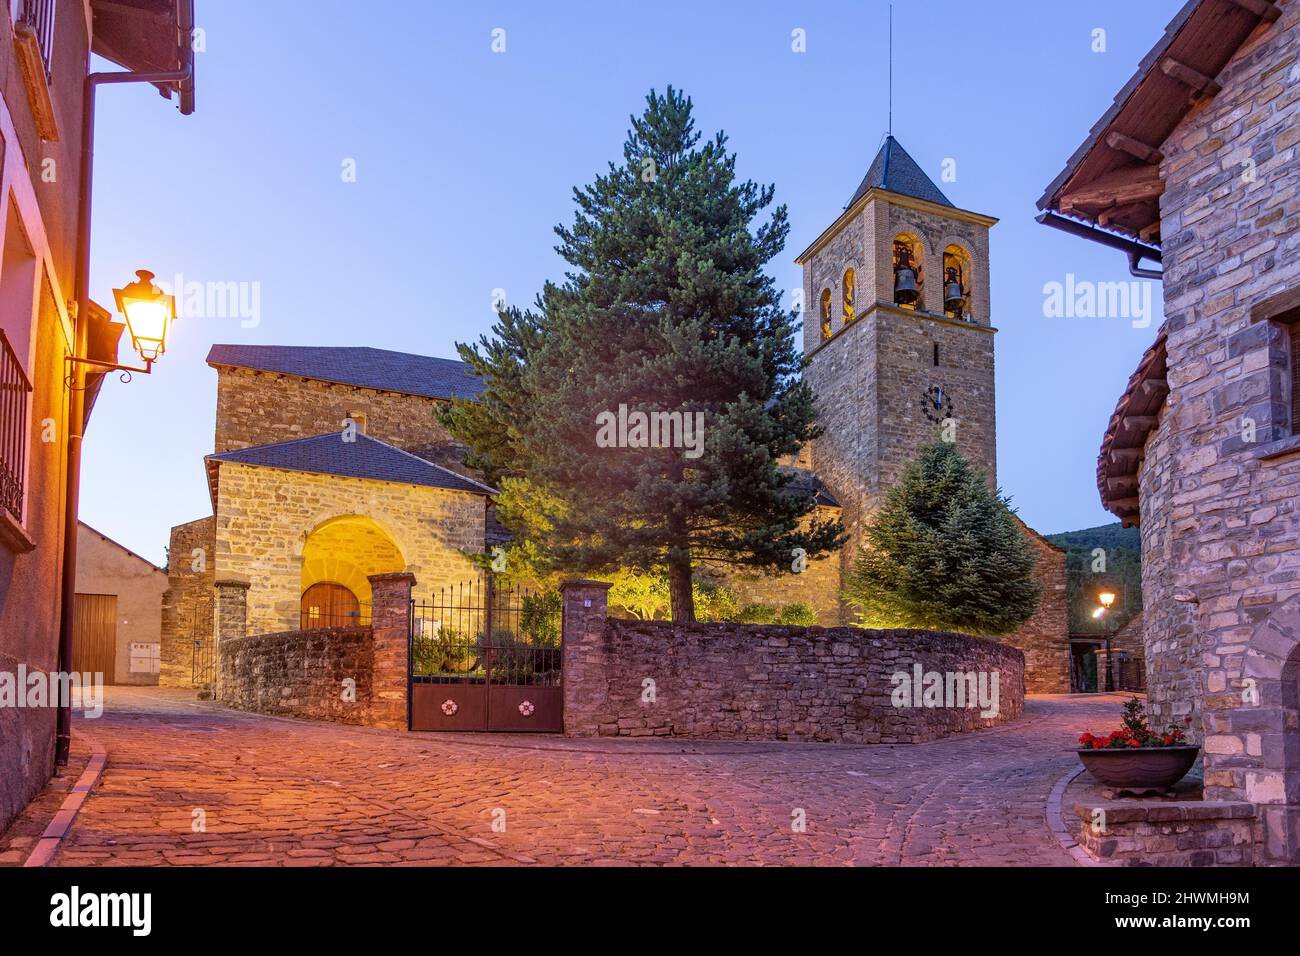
xmin=942 ymin=244 xmax=973 ymax=321
xmin=893 ymin=234 xmax=922 ymax=309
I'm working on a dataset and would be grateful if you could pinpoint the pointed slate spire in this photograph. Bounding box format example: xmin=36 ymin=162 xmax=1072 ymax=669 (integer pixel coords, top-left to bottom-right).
xmin=846 ymin=135 xmax=953 ymax=208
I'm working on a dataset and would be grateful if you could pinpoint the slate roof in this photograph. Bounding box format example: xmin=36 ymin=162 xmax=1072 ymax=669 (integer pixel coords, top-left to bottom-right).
xmin=206 ymin=344 xmax=484 ymax=401
xmin=781 ymin=467 xmax=841 ymax=509
xmin=206 ymin=433 xmax=496 ymax=497
xmin=847 ymin=135 xmax=953 ymax=209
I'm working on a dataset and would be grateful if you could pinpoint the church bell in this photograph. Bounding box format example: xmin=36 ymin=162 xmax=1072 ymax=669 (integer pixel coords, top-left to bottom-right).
xmin=943 ymin=266 xmax=965 ymax=316
xmin=893 ymin=247 xmax=920 ymax=306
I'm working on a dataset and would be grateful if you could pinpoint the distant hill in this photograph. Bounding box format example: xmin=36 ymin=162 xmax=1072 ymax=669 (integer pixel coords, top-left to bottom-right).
xmin=1047 ymin=523 xmax=1141 ymax=553
xmin=1047 ymin=522 xmax=1143 ymax=635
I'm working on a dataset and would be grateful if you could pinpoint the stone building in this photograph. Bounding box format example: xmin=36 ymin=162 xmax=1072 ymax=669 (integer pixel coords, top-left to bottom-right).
xmin=0 ymin=3 xmax=195 ymax=836
xmin=1039 ymin=0 xmax=1300 ymax=863
xmin=73 ymin=522 xmax=167 ymax=686
xmin=798 ymin=135 xmax=1070 ymax=692
xmin=163 ymin=137 xmax=1070 ymax=694
xmin=161 ymin=346 xmax=494 ymax=688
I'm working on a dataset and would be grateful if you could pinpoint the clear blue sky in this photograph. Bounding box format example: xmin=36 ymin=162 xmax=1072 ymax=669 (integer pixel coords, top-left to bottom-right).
xmin=80 ymin=0 xmax=1181 ymax=565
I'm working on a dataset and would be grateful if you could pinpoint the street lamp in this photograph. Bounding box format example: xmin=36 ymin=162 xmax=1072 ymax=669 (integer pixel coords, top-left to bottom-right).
xmin=113 ymin=270 xmax=176 ymax=363
xmin=1097 ymin=589 xmax=1119 ymax=693
xmin=57 ymin=266 xmax=179 ymax=767
xmin=66 ymin=268 xmax=176 ymax=377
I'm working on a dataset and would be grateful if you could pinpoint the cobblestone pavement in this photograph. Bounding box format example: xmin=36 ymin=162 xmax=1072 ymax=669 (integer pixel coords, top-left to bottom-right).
xmin=39 ymin=688 xmax=1124 ymax=866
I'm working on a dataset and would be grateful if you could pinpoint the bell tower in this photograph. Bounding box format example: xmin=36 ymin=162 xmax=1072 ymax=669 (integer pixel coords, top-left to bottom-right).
xmin=795 ymin=135 xmax=999 ymax=556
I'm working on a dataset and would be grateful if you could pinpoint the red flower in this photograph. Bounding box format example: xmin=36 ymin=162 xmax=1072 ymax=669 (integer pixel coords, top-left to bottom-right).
xmin=1163 ymin=735 xmax=1173 ymax=745
xmin=1128 ymin=739 xmax=1140 ymax=747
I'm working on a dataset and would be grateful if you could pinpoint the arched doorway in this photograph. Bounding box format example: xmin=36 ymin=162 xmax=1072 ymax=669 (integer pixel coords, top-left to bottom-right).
xmin=299 ymin=515 xmax=405 ymax=626
xmin=301 ymin=581 xmax=362 ymax=629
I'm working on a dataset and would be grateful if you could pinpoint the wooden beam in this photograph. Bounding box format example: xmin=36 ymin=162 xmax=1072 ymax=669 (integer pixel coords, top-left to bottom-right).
xmin=1224 ymin=0 xmax=1281 ymax=22
xmin=1161 ymin=57 xmax=1222 ymax=98
xmin=1122 ymin=415 xmax=1158 ymax=430
xmin=1250 ymin=285 xmax=1300 ymax=324
xmin=1106 ymin=131 xmax=1164 ymax=164
xmin=1139 ymin=221 xmax=1162 ymax=244
xmin=1098 ymin=201 xmax=1157 ymax=231
xmin=1110 ymin=448 xmax=1143 ymax=465
xmin=1108 ymin=496 xmax=1140 ymax=512
xmin=1139 ymin=379 xmax=1169 ymax=399
xmin=1107 ymin=476 xmax=1139 ymax=491
xmin=1058 ymin=164 xmax=1164 ymax=210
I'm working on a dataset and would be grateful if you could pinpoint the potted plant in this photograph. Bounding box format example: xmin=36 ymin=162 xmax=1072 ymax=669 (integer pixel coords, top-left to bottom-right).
xmin=1076 ymin=697 xmax=1199 ymax=792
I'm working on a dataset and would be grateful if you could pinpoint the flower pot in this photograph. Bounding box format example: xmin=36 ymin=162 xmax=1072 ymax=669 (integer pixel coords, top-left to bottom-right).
xmin=1076 ymin=745 xmax=1199 ymax=790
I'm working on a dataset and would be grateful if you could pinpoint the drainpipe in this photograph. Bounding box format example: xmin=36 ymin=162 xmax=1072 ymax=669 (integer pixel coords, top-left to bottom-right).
xmin=1035 ymin=211 xmax=1164 ymax=279
xmin=55 ymin=3 xmax=194 ymax=767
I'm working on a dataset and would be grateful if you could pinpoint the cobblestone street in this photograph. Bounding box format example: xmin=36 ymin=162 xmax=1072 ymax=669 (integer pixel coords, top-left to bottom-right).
xmin=17 ymin=688 xmax=1125 ymax=866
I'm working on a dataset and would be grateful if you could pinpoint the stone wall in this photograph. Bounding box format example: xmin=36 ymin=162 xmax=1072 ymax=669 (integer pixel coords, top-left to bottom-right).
xmin=1138 ymin=412 xmax=1199 ymax=735
xmin=1148 ymin=0 xmax=1300 ymax=861
xmin=219 ymin=626 xmax=375 ymax=725
xmin=159 ymin=515 xmax=215 ymax=688
xmin=702 ymin=503 xmax=846 ymax=626
xmin=1004 ymin=525 xmax=1072 ymax=694
xmin=212 ymin=461 xmax=484 ymax=636
xmin=559 ymin=581 xmax=1024 ymax=743
xmin=216 ymin=572 xmax=413 ymax=729
xmin=1074 ymin=800 xmax=1258 ymax=867
xmin=212 ymin=365 xmax=466 ymax=470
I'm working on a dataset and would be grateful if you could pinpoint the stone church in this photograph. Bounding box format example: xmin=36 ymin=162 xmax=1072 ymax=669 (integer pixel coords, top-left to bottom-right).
xmin=161 ymin=135 xmax=1069 ymax=693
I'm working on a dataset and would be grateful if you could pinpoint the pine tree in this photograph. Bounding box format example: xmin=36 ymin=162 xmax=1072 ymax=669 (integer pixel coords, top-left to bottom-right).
xmin=442 ymin=88 xmax=844 ymax=621
xmin=843 ymin=441 xmax=1040 ymax=635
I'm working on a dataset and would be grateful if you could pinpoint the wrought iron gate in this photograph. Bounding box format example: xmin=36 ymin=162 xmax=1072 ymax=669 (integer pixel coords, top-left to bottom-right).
xmin=409 ymin=576 xmax=562 ymax=732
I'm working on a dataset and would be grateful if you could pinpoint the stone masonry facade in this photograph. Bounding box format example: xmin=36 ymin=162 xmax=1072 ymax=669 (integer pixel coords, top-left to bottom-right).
xmin=560 ymin=582 xmax=1024 ymax=743
xmin=794 ymin=181 xmax=1069 ymax=689
xmin=213 ymin=462 xmax=483 ymax=636
xmin=1145 ymin=0 xmax=1300 ymax=862
xmin=212 ymin=365 xmax=466 ymax=469
xmin=159 ymin=516 xmax=215 ymax=688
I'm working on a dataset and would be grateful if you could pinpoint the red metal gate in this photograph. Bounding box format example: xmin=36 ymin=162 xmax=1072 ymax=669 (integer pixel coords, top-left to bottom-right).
xmin=409 ymin=577 xmax=562 ymax=732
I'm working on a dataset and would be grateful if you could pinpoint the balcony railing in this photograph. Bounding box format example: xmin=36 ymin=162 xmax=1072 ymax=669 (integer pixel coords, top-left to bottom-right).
xmin=13 ymin=0 xmax=56 ymax=80
xmin=0 ymin=329 xmax=32 ymax=520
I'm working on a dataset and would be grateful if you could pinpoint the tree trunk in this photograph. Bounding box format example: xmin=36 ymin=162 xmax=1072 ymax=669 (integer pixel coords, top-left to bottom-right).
xmin=667 ymin=552 xmax=695 ymax=623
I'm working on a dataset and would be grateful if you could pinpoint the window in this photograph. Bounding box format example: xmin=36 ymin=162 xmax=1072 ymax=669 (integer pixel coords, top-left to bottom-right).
xmin=0 ymin=198 xmax=37 ymax=527
xmin=1292 ymin=324 xmax=1300 ymax=436
xmin=819 ymin=288 xmax=832 ymax=340
xmin=842 ymin=269 xmax=856 ymax=324
xmin=13 ymin=0 xmax=56 ymax=81
xmin=933 ymin=342 xmax=940 ymax=367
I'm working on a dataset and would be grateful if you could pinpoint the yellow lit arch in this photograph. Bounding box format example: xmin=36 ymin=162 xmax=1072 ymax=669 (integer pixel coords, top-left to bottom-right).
xmin=300 ymin=515 xmax=405 ymax=607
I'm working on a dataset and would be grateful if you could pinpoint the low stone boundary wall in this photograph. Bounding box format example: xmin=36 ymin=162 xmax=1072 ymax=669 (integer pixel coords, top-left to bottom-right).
xmin=214 ymin=572 xmax=414 ymax=730
xmin=219 ymin=626 xmax=376 ymax=725
xmin=1074 ymin=800 xmax=1258 ymax=866
xmin=560 ymin=581 xmax=1024 ymax=743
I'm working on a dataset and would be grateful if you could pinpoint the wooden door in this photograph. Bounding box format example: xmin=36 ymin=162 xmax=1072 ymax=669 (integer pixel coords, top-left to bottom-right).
xmin=301 ymin=582 xmax=361 ymax=629
xmin=73 ymin=593 xmax=117 ymax=683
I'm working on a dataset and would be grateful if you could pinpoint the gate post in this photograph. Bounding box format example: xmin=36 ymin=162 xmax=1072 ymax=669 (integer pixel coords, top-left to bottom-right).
xmin=212 ymin=575 xmax=250 ymax=702
xmin=560 ymin=579 xmax=612 ymax=737
xmin=368 ymin=572 xmax=416 ymax=730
